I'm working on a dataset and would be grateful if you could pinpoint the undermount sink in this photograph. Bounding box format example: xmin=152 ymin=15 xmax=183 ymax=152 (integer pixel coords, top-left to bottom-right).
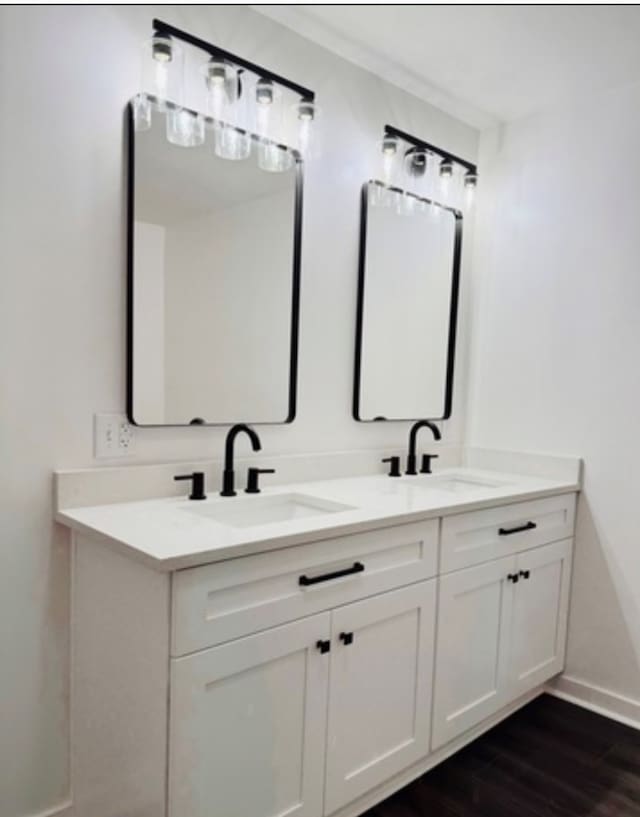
xmin=372 ymin=473 xmax=506 ymax=497
xmin=183 ymin=493 xmax=355 ymax=529
xmin=420 ymin=476 xmax=505 ymax=492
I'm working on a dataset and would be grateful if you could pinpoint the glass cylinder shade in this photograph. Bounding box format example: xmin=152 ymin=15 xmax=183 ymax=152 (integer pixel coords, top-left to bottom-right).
xmin=380 ymin=135 xmax=399 ymax=186
xmin=141 ymin=36 xmax=184 ymax=109
xmin=132 ymin=93 xmax=151 ymax=132
xmin=257 ymin=141 xmax=295 ymax=173
xmin=166 ymin=108 xmax=205 ymax=148
xmin=293 ymin=98 xmax=319 ymax=158
xmin=214 ymin=124 xmax=251 ymax=160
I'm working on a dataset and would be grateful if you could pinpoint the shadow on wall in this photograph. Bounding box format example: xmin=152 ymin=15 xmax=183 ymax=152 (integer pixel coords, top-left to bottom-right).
xmin=564 ymin=493 xmax=640 ymax=703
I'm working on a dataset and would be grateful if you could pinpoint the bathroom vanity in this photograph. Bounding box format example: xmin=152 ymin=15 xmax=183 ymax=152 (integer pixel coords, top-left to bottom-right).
xmin=56 ymin=451 xmax=580 ymax=817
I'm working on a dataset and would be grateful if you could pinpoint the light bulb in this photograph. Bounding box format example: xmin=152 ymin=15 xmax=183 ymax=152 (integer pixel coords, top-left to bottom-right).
xmin=142 ymin=35 xmax=183 ymax=109
xmin=154 ymin=60 xmax=168 ymax=96
xmin=256 ymin=78 xmax=274 ymax=106
xmin=295 ymin=98 xmax=317 ymax=156
xmin=439 ymin=158 xmax=453 ymax=178
xmin=464 ymin=169 xmax=478 ymax=208
xmin=406 ymin=148 xmax=428 ymax=178
xmin=151 ymin=34 xmax=172 ymax=63
xmin=381 ymin=135 xmax=398 ymax=185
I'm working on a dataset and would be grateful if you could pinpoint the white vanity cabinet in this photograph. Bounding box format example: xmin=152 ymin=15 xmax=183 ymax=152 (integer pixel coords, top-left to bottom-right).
xmin=432 ymin=495 xmax=575 ymax=749
xmin=169 ymin=614 xmax=330 ymax=817
xmin=169 ymin=579 xmax=437 ymax=817
xmin=324 ymin=580 xmax=436 ymax=814
xmin=69 ymin=490 xmax=576 ymax=817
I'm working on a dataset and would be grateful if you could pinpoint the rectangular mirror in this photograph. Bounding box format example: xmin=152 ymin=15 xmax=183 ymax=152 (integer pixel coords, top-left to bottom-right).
xmin=127 ymin=99 xmax=302 ymax=426
xmin=353 ymin=181 xmax=462 ymax=422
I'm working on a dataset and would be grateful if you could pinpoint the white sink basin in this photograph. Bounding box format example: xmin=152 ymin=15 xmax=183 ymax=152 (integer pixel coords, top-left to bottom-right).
xmin=184 ymin=493 xmax=355 ymax=529
xmin=371 ymin=474 xmax=506 ymax=497
xmin=419 ymin=476 xmax=505 ymax=492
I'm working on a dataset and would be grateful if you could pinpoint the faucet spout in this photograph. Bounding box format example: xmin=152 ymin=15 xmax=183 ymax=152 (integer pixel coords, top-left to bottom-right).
xmin=406 ymin=420 xmax=441 ymax=475
xmin=221 ymin=424 xmax=262 ymax=497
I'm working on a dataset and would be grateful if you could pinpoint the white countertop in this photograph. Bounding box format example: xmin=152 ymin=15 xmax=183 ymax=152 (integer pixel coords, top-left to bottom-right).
xmin=56 ymin=467 xmax=580 ymax=571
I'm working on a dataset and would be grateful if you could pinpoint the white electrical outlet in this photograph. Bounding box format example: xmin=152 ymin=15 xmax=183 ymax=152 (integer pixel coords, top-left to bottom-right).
xmin=94 ymin=413 xmax=136 ymax=459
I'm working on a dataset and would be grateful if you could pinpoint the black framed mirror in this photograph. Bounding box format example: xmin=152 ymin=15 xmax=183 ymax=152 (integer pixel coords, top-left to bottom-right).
xmin=127 ymin=98 xmax=303 ymax=427
xmin=353 ymin=180 xmax=462 ymax=422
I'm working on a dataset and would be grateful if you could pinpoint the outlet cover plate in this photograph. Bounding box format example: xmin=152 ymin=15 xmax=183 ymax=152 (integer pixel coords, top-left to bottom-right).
xmin=94 ymin=413 xmax=136 ymax=459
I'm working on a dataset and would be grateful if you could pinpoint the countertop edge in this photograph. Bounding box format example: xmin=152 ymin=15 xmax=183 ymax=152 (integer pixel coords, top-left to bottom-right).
xmin=56 ymin=482 xmax=580 ymax=573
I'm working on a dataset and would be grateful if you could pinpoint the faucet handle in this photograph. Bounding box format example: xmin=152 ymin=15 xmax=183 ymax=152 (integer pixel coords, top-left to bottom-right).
xmin=382 ymin=456 xmax=402 ymax=478
xmin=174 ymin=471 xmax=206 ymax=501
xmin=420 ymin=454 xmax=439 ymax=475
xmin=245 ymin=467 xmax=276 ymax=494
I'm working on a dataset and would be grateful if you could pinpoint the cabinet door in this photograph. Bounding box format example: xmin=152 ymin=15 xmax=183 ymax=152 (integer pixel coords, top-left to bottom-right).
xmin=169 ymin=614 xmax=330 ymax=817
xmin=510 ymin=539 xmax=573 ymax=696
xmin=325 ymin=581 xmax=436 ymax=815
xmin=432 ymin=556 xmax=515 ymax=749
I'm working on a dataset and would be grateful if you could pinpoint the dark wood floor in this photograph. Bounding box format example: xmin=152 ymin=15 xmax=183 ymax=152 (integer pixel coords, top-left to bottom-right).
xmin=363 ymin=694 xmax=640 ymax=817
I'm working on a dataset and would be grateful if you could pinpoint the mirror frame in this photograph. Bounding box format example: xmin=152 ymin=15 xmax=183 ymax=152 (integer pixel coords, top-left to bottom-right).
xmin=125 ymin=101 xmax=304 ymax=427
xmin=352 ymin=180 xmax=463 ymax=423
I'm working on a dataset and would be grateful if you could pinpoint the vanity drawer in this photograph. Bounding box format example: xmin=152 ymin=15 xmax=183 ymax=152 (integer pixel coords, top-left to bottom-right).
xmin=440 ymin=493 xmax=576 ymax=573
xmin=171 ymin=519 xmax=438 ymax=656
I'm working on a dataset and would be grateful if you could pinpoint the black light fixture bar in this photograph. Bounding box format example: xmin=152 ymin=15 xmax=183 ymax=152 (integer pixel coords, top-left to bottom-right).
xmin=384 ymin=124 xmax=477 ymax=174
xmin=153 ymin=18 xmax=315 ymax=101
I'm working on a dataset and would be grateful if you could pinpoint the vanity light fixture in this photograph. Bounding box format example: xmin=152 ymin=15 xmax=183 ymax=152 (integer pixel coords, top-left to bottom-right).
xmin=379 ymin=125 xmax=478 ymax=210
xmin=138 ymin=19 xmax=317 ymax=163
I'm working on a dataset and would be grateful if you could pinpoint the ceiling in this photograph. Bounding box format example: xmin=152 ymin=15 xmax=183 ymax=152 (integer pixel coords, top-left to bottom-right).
xmin=255 ymin=5 xmax=640 ymax=128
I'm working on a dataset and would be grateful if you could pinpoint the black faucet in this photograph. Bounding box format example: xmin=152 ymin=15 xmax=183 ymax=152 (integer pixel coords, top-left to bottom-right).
xmin=406 ymin=420 xmax=441 ymax=475
xmin=220 ymin=424 xmax=262 ymax=497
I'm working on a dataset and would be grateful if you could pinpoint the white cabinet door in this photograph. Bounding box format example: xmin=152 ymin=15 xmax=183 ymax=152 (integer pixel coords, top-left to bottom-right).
xmin=169 ymin=614 xmax=330 ymax=817
xmin=510 ymin=539 xmax=573 ymax=696
xmin=432 ymin=556 xmax=516 ymax=750
xmin=324 ymin=581 xmax=436 ymax=815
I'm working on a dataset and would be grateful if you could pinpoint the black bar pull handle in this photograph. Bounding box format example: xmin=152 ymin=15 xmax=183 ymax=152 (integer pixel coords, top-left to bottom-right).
xmin=300 ymin=561 xmax=365 ymax=587
xmin=498 ymin=521 xmax=537 ymax=536
xmin=316 ymin=639 xmax=330 ymax=654
xmin=519 ymin=569 xmax=531 ymax=580
xmin=507 ymin=573 xmax=520 ymax=583
xmin=339 ymin=632 xmax=354 ymax=645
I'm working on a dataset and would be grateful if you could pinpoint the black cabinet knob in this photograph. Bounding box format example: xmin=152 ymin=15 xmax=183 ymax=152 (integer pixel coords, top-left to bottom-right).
xmin=519 ymin=569 xmax=531 ymax=580
xmin=316 ymin=639 xmax=331 ymax=654
xmin=507 ymin=573 xmax=520 ymax=583
xmin=339 ymin=631 xmax=354 ymax=645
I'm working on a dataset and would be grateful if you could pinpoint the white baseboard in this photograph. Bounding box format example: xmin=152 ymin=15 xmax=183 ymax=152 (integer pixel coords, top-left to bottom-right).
xmin=547 ymin=675 xmax=640 ymax=731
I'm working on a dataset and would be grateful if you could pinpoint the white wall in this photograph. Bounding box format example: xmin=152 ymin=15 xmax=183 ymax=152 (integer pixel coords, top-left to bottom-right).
xmin=468 ymin=81 xmax=640 ymax=709
xmin=0 ymin=6 xmax=478 ymax=816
